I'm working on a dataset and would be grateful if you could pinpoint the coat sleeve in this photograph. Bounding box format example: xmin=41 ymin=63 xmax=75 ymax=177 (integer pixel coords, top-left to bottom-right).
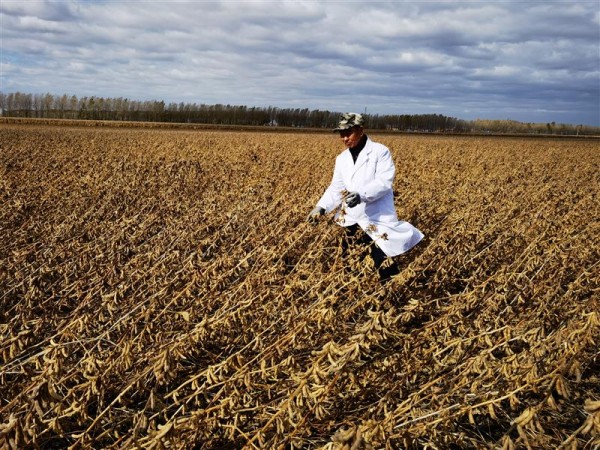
xmin=360 ymin=146 xmax=395 ymax=203
xmin=317 ymin=155 xmax=346 ymax=213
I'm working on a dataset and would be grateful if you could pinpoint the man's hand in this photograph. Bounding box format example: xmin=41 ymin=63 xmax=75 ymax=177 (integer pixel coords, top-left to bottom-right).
xmin=345 ymin=192 xmax=361 ymax=208
xmin=307 ymin=206 xmax=325 ymax=223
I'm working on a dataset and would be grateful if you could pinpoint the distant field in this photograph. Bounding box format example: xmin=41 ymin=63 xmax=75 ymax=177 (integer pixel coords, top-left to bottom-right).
xmin=1 ymin=124 xmax=598 ymax=449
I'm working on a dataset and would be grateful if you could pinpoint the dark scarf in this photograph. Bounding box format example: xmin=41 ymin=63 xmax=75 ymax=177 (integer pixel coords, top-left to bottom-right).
xmin=349 ymin=134 xmax=368 ymax=164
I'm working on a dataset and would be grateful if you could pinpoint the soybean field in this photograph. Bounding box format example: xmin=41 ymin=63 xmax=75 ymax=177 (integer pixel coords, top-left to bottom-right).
xmin=1 ymin=123 xmax=598 ymax=449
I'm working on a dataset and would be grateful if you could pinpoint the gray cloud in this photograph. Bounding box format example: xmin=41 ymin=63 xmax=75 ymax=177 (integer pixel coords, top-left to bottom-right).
xmin=1 ymin=0 xmax=598 ymax=125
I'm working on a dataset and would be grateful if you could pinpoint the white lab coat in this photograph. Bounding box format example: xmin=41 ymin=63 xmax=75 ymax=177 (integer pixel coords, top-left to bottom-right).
xmin=317 ymin=137 xmax=424 ymax=257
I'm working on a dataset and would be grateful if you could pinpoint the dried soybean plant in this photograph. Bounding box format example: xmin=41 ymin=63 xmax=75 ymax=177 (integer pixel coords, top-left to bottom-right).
xmin=0 ymin=123 xmax=598 ymax=449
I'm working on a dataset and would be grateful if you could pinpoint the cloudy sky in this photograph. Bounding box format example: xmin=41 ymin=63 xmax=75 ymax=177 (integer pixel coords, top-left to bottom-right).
xmin=1 ymin=0 xmax=599 ymax=126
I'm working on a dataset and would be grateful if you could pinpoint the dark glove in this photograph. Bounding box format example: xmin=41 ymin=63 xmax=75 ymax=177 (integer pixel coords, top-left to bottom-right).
xmin=307 ymin=206 xmax=325 ymax=223
xmin=345 ymin=192 xmax=361 ymax=208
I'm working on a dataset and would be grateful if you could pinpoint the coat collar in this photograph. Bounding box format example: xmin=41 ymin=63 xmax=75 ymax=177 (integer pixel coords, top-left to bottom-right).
xmin=348 ymin=137 xmax=372 ymax=176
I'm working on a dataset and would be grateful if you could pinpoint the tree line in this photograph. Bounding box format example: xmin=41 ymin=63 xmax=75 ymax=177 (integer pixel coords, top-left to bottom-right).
xmin=1 ymin=91 xmax=597 ymax=135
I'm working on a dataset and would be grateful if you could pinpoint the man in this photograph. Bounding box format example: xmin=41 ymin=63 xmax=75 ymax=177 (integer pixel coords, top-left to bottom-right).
xmin=308 ymin=112 xmax=424 ymax=283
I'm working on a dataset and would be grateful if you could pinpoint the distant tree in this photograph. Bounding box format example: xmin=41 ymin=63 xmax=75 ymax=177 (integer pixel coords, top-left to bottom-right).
xmin=22 ymin=93 xmax=33 ymax=117
xmin=1 ymin=90 xmax=597 ymax=136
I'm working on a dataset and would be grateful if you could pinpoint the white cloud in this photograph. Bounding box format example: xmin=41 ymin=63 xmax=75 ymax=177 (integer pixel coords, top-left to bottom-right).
xmin=1 ymin=0 xmax=598 ymax=125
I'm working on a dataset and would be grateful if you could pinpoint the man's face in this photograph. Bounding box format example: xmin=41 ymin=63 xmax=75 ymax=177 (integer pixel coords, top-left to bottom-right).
xmin=339 ymin=126 xmax=364 ymax=148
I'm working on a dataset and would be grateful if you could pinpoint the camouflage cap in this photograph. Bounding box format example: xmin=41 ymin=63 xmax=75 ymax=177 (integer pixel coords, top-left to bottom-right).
xmin=333 ymin=112 xmax=364 ymax=132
